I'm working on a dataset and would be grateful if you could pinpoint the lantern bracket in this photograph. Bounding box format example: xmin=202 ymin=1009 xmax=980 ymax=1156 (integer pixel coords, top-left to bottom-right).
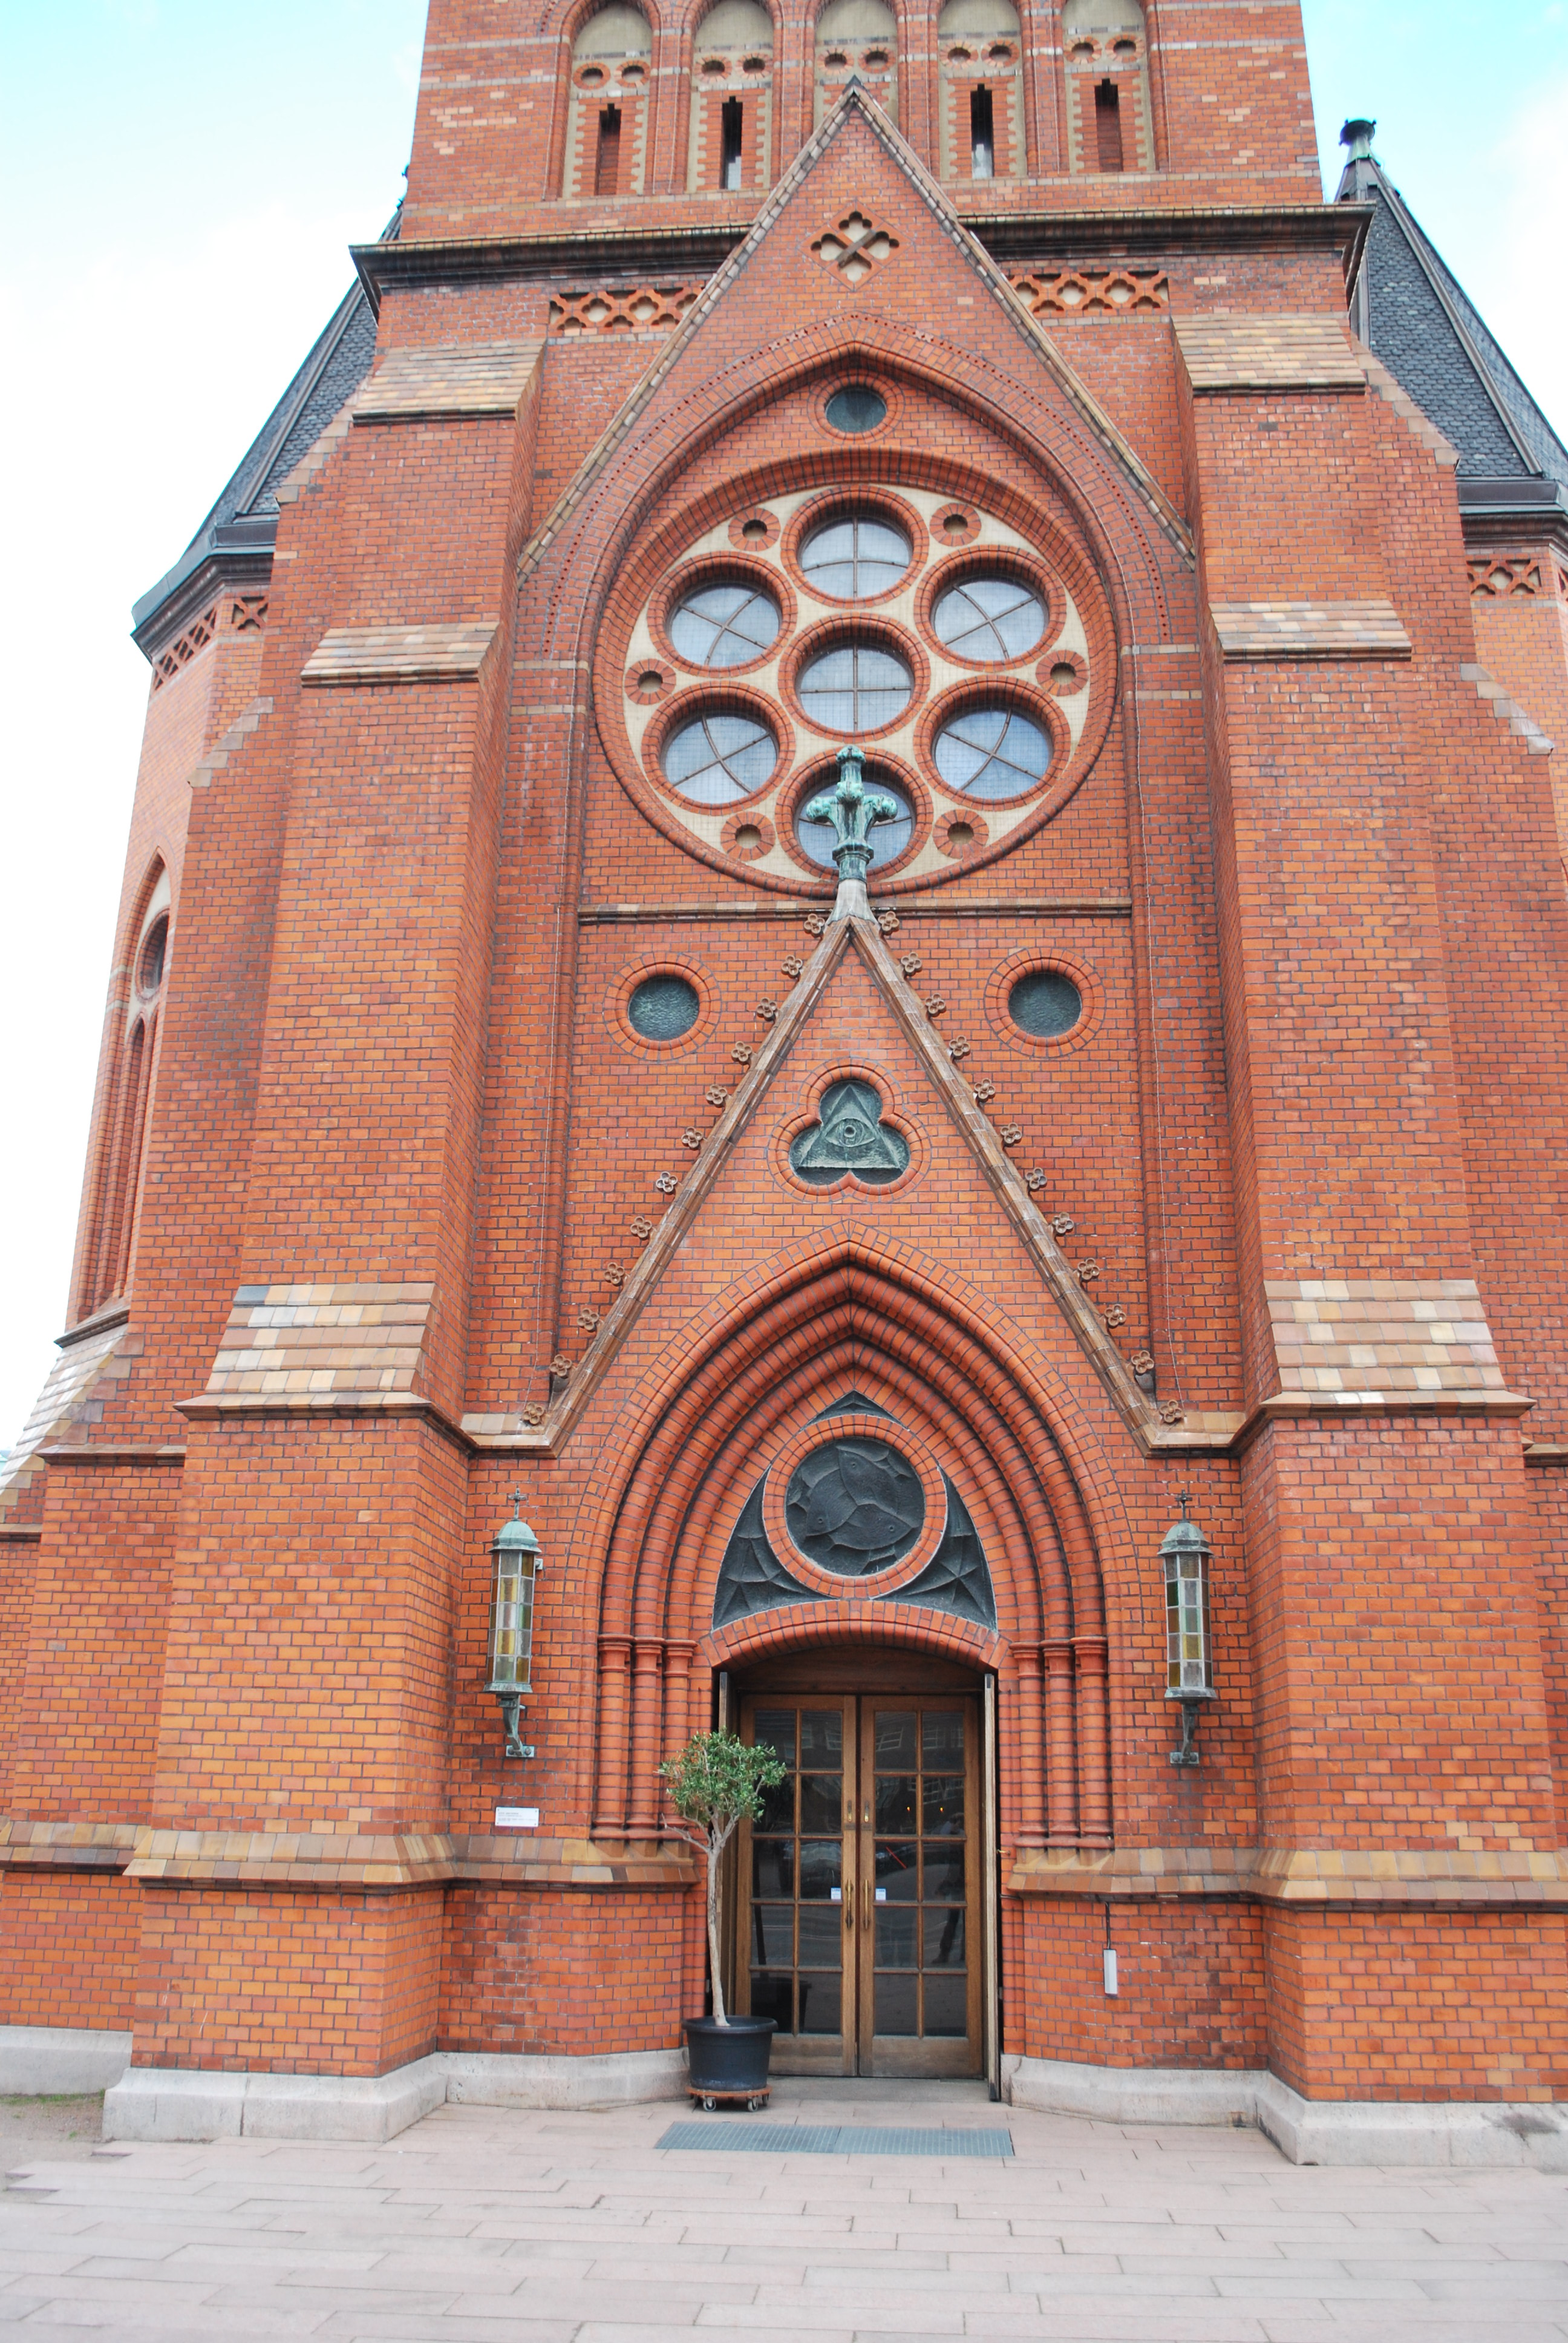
xmin=494 ymin=1690 xmax=535 ymax=1762
xmin=1167 ymin=1690 xmax=1213 ymax=1768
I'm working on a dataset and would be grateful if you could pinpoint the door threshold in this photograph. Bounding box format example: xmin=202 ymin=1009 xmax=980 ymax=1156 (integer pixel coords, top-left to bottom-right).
xmin=766 ymin=2074 xmax=995 ymax=2106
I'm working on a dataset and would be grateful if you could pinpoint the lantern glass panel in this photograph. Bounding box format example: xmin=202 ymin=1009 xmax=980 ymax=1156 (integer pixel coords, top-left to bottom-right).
xmin=1164 ymin=1552 xmax=1210 ymax=1695
xmin=488 ymin=1546 xmax=537 ymax=1694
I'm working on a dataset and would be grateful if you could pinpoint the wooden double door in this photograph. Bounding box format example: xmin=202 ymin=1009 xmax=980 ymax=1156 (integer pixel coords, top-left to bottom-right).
xmin=733 ymin=1673 xmax=987 ymax=2077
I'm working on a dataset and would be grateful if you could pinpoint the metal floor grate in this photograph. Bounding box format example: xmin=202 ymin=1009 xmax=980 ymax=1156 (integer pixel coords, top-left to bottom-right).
xmin=656 ymin=2122 xmax=1013 ymax=2157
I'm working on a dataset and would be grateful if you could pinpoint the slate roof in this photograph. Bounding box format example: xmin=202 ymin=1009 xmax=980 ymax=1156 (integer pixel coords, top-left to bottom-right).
xmin=1336 ymin=144 xmax=1568 ymax=490
xmin=132 ymin=209 xmax=397 ymax=644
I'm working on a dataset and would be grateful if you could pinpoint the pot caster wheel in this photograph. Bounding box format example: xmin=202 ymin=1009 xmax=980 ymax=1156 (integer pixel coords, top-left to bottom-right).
xmin=747 ymin=2096 xmax=765 ymax=2111
xmin=701 ymin=2095 xmax=717 ymax=2111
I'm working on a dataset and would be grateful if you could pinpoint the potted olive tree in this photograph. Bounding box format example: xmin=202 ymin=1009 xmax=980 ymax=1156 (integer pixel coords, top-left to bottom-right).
xmin=661 ymin=1728 xmax=787 ymax=2106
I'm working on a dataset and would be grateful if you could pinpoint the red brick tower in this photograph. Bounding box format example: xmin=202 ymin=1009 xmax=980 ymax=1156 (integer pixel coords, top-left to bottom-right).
xmin=4 ymin=5 xmax=1566 ymax=2155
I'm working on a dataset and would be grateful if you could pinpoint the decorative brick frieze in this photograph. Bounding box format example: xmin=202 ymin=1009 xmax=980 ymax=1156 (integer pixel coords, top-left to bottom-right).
xmin=1264 ymin=1278 xmax=1504 ymax=1397
xmin=1010 ymin=269 xmax=1167 ymax=316
xmin=550 ymin=284 xmax=702 ymax=335
xmin=1175 ymin=313 xmax=1366 ymax=393
xmin=1210 ymin=600 xmax=1412 ymax=660
xmin=350 ymin=339 xmax=542 ymax=422
xmin=1468 ymin=555 xmax=1545 ymax=598
xmin=199 ymin=1280 xmax=434 ymax=1401
xmin=301 ymin=623 xmax=498 ymax=686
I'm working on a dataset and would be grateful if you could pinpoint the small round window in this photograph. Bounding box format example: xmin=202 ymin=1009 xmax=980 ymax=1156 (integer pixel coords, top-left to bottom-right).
xmin=797 ymin=642 xmax=912 ymax=732
xmin=825 ymin=382 xmax=887 ymax=434
xmin=934 ymin=707 xmax=1051 ymax=800
xmin=800 ymin=514 xmax=910 ymax=600
xmin=137 ymin=915 xmax=168 ymax=995
xmin=795 ymin=775 xmax=914 ymax=870
xmin=629 ymin=974 xmax=701 ymax=1041
xmin=668 ymin=582 xmax=780 ymax=669
xmin=1009 ymin=969 xmax=1082 ymax=1039
xmin=662 ymin=710 xmax=777 ymax=802
xmin=932 ymin=576 xmax=1046 ymax=663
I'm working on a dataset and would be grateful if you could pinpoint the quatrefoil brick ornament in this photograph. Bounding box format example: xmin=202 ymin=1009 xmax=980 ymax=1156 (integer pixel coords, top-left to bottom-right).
xmin=654 ymin=1172 xmax=679 ymax=1195
xmin=811 ymin=211 xmax=900 ymax=286
xmin=789 ymin=1077 xmax=910 ymax=1188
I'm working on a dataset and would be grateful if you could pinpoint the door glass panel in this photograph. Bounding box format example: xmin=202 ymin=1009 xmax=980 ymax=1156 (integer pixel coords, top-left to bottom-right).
xmin=875 ymin=1775 xmax=917 ymax=1831
xmin=799 ymin=1774 xmax=843 ymax=1832
xmin=872 ymin=1702 xmax=969 ymax=2050
xmin=800 ymin=1711 xmax=843 ymax=1766
xmin=922 ymin=1775 xmax=965 ymax=1832
xmin=752 ymin=1837 xmax=794 ymax=1897
xmin=751 ymin=1904 xmax=794 ymax=1964
xmin=751 ymin=1971 xmax=793 ymax=2029
xmin=799 ymin=1973 xmax=841 ymax=2033
xmin=798 ymin=1838 xmax=841 ymax=1898
xmin=797 ymin=1907 xmax=842 ymax=1966
xmin=875 ymin=1973 xmax=919 ymax=2033
xmin=875 ymin=1841 xmax=918 ymax=1899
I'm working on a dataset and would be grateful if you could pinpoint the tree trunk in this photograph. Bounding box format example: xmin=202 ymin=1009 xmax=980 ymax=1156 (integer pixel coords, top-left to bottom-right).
xmin=707 ymin=1838 xmax=728 ymax=2026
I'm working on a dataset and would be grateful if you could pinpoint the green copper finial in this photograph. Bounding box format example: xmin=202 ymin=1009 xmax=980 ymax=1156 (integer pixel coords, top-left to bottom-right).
xmin=1339 ymin=118 xmax=1376 ymax=162
xmin=802 ymin=745 xmax=900 ymax=921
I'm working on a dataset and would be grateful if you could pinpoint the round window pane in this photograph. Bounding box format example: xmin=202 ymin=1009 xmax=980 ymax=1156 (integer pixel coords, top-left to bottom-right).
xmin=629 ymin=974 xmax=701 ymax=1041
xmin=798 ymin=642 xmax=912 ymax=732
xmin=795 ymin=776 xmax=914 ymax=871
xmin=662 ymin=710 xmax=777 ymax=804
xmin=825 ymin=383 xmax=887 ymax=434
xmin=668 ymin=581 xmax=780 ymax=669
xmin=933 ymin=707 xmax=1051 ymax=801
xmin=800 ymin=515 xmax=910 ymax=600
xmin=1009 ymin=969 xmax=1082 ymax=1040
xmin=932 ymin=575 xmax=1046 ymax=663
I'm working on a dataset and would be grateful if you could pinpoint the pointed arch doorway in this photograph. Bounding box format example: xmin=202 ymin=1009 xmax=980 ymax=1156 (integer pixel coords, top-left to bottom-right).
xmin=723 ymin=1644 xmax=997 ymax=2079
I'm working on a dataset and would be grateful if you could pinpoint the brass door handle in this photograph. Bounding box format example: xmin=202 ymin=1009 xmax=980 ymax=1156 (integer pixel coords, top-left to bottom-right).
xmin=862 ymin=1878 xmax=872 ymax=1930
xmin=844 ymin=1890 xmax=854 ymax=1933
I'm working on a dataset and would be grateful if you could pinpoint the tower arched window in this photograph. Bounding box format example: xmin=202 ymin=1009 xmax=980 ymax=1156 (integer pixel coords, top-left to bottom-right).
xmin=688 ymin=0 xmax=775 ymax=193
xmin=814 ymin=0 xmax=897 ymax=128
xmin=80 ymin=875 xmax=170 ymax=1318
xmin=564 ymin=4 xmax=653 ymax=198
xmin=937 ymin=0 xmax=1022 ymax=183
xmin=1062 ymin=0 xmax=1154 ymax=175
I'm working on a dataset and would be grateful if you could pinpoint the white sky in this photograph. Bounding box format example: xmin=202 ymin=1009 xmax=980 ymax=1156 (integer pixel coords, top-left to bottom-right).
xmin=1 ymin=0 xmax=1565 ymax=1447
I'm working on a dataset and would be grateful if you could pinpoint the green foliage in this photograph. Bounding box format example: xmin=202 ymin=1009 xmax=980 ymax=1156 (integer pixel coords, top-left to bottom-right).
xmin=660 ymin=1729 xmax=786 ymax=1845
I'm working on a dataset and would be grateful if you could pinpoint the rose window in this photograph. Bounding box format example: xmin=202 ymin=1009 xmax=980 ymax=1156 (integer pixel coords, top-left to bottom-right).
xmin=618 ymin=472 xmax=1097 ymax=888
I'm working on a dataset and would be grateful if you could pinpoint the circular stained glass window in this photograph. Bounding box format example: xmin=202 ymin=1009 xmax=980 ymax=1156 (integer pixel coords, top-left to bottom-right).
xmin=668 ymin=581 xmax=780 ymax=669
xmin=798 ymin=641 xmax=912 ymax=732
xmin=932 ymin=575 xmax=1047 ymax=663
xmin=629 ymin=974 xmax=701 ymax=1040
xmin=800 ymin=514 xmax=910 ymax=600
xmin=933 ymin=707 xmax=1051 ymax=800
xmin=795 ymin=776 xmax=915 ymax=871
xmin=825 ymin=382 xmax=887 ymax=434
xmin=662 ymin=710 xmax=777 ymax=803
xmin=785 ymin=1435 xmax=925 ymax=1573
xmin=1009 ymin=968 xmax=1082 ymax=1039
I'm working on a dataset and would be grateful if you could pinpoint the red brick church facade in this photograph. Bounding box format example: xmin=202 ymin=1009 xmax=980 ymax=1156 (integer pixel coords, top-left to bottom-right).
xmin=4 ymin=0 xmax=1567 ymax=2152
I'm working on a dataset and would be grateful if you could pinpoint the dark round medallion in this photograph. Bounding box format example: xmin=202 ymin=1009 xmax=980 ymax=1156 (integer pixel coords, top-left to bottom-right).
xmin=628 ymin=974 xmax=700 ymax=1040
xmin=825 ymin=382 xmax=887 ymax=434
xmin=1008 ymin=968 xmax=1082 ymax=1039
xmin=784 ymin=1435 xmax=925 ymax=1575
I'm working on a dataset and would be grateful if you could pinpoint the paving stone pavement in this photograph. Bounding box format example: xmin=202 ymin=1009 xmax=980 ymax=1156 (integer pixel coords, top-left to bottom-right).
xmin=2 ymin=2077 xmax=1565 ymax=2341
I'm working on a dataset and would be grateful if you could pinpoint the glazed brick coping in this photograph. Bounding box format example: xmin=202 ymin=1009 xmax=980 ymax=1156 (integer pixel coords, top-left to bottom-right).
xmin=351 ymin=339 xmax=543 ymax=423
xmin=202 ymin=1282 xmax=434 ymax=1400
xmin=1010 ymin=1846 xmax=1568 ymax=1907
xmin=301 ymin=623 xmax=499 ymax=686
xmin=1264 ymin=1277 xmax=1505 ymax=1396
xmin=1210 ymin=601 xmax=1413 ymax=660
xmin=1174 ymin=312 xmax=1366 ymax=392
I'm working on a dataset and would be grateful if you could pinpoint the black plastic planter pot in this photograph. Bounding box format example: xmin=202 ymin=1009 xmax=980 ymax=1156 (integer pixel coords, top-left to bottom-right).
xmin=684 ymin=2015 xmax=775 ymax=2106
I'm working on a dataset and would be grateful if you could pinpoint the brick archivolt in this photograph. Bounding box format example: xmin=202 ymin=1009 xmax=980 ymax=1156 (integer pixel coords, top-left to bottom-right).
xmin=584 ymin=1243 xmax=1112 ymax=1851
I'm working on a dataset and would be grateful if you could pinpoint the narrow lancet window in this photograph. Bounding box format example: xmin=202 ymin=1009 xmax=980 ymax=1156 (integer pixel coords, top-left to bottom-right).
xmin=1094 ymin=78 xmax=1123 ymax=171
xmin=721 ymin=97 xmax=744 ymax=190
xmin=969 ymin=86 xmax=994 ymax=178
xmin=595 ymin=104 xmax=623 ymax=194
